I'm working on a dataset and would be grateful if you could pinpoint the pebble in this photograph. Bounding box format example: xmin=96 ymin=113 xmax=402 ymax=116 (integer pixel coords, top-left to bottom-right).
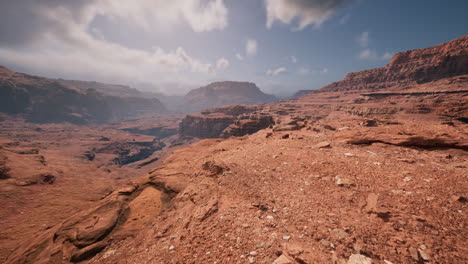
xmin=249 ymin=251 xmax=258 ymax=256
xmin=344 ymin=153 xmax=354 ymax=157
xmin=169 ymin=245 xmax=175 ymax=251
xmin=403 ymin=177 xmax=412 ymax=182
xmin=282 ymin=235 xmax=291 ymax=240
xmin=347 ymin=254 xmax=372 ymax=264
xmin=248 ymin=256 xmax=255 ymax=263
xmin=266 ymin=215 xmax=274 ymax=220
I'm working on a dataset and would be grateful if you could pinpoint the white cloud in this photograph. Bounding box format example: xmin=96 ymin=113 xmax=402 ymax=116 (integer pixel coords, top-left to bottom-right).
xmin=0 ymin=0 xmax=230 ymax=94
xmin=246 ymin=39 xmax=258 ymax=56
xmin=382 ymin=52 xmax=394 ymax=60
xmin=216 ymin=57 xmax=230 ymax=70
xmin=235 ymin=53 xmax=244 ymax=61
xmin=339 ymin=14 xmax=351 ymax=25
xmin=298 ymin=66 xmax=328 ymax=75
xmin=101 ymin=0 xmax=228 ymax=33
xmin=265 ymin=0 xmax=355 ymax=30
xmin=298 ymin=67 xmax=310 ymax=74
xmin=357 ymin=32 xmax=369 ymax=47
xmin=359 ymin=49 xmax=393 ymax=61
xmin=267 ymin=67 xmax=287 ymax=76
xmin=291 ymin=56 xmax=298 ymax=63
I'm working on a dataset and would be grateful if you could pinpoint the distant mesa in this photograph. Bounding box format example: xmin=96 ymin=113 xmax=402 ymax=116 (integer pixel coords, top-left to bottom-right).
xmin=182 ymin=81 xmax=277 ymax=113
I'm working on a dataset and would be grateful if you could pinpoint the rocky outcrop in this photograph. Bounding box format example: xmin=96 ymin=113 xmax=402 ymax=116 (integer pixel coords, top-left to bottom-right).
xmin=0 ymin=66 xmax=166 ymax=124
xmin=182 ymin=81 xmax=276 ymax=113
xmin=179 ymin=114 xmax=236 ymax=138
xmin=6 ymin=181 xmax=176 ymax=264
xmin=321 ymin=35 xmax=468 ymax=92
xmin=179 ymin=104 xmax=275 ymax=139
xmin=220 ymin=114 xmax=274 ymax=138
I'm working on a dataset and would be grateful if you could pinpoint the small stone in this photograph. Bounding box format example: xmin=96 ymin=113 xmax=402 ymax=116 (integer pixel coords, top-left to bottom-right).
xmin=282 ymin=235 xmax=291 ymax=240
xmin=403 ymin=177 xmax=412 ymax=182
xmin=102 ymin=249 xmax=116 ymax=259
xmin=409 ymin=247 xmax=419 ymax=261
xmin=331 ymin=229 xmax=348 ymax=239
xmin=249 ymin=251 xmax=258 ymax=256
xmin=273 ymin=254 xmax=293 ymax=264
xmin=418 ymin=248 xmax=430 ymax=261
xmin=344 ymin=153 xmax=354 ymax=157
xmin=169 ymin=245 xmax=175 ymax=250
xmin=316 ymin=141 xmax=331 ymax=149
xmin=383 ymin=260 xmax=394 ymax=264
xmin=266 ymin=215 xmax=274 ymax=220
xmin=248 ymin=256 xmax=255 ymax=263
xmin=347 ymin=254 xmax=372 ymax=264
xmin=335 ymin=175 xmax=353 ymax=186
xmin=281 ymin=134 xmax=290 ymax=139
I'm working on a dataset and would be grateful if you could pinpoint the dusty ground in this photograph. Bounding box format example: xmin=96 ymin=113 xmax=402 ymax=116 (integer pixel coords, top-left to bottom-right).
xmin=0 ymin=116 xmax=185 ymax=262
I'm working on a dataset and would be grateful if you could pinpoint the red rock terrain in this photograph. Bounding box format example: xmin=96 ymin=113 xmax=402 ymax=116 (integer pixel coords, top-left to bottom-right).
xmin=2 ymin=36 xmax=468 ymax=264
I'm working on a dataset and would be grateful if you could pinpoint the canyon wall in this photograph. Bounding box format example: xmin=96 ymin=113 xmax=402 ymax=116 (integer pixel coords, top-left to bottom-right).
xmin=321 ymin=35 xmax=468 ymax=92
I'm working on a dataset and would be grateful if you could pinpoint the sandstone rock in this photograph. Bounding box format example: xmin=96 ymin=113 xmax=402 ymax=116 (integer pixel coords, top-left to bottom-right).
xmin=335 ymin=176 xmax=354 ymax=186
xmin=364 ymin=193 xmax=379 ymax=212
xmin=273 ymin=254 xmax=294 ymax=264
xmin=347 ymin=254 xmax=372 ymax=264
xmin=316 ymin=141 xmax=331 ymax=149
xmin=202 ymin=161 xmax=227 ymax=176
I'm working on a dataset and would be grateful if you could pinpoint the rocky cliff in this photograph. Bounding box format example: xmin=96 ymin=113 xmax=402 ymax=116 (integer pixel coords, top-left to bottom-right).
xmin=179 ymin=104 xmax=274 ymax=138
xmin=0 ymin=66 xmax=166 ymax=124
xmin=321 ymin=35 xmax=468 ymax=92
xmin=182 ymin=81 xmax=276 ymax=113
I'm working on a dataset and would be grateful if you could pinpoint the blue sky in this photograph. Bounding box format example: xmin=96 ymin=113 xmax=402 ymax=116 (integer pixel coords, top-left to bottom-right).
xmin=0 ymin=0 xmax=467 ymax=96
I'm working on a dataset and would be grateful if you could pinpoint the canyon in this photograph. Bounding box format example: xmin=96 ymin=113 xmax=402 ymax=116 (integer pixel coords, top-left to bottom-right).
xmin=0 ymin=35 xmax=467 ymax=264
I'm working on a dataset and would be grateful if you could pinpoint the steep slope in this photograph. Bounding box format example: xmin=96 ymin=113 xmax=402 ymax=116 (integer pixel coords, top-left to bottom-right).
xmin=0 ymin=66 xmax=166 ymax=124
xmin=320 ymin=35 xmax=468 ymax=92
xmin=182 ymin=81 xmax=277 ymax=113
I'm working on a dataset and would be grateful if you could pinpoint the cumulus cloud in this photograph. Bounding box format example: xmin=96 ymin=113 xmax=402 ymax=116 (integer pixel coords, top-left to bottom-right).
xmin=246 ymin=39 xmax=258 ymax=56
xmin=235 ymin=53 xmax=244 ymax=61
xmin=216 ymin=57 xmax=230 ymax=70
xmin=298 ymin=66 xmax=328 ymax=75
xmin=382 ymin=52 xmax=394 ymax=60
xmin=267 ymin=67 xmax=287 ymax=76
xmin=291 ymin=56 xmax=298 ymax=63
xmin=359 ymin=49 xmax=393 ymax=60
xmin=0 ymin=0 xmax=229 ymax=93
xmin=339 ymin=14 xmax=351 ymax=25
xmin=357 ymin=31 xmax=369 ymax=47
xmin=265 ymin=0 xmax=356 ymax=30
